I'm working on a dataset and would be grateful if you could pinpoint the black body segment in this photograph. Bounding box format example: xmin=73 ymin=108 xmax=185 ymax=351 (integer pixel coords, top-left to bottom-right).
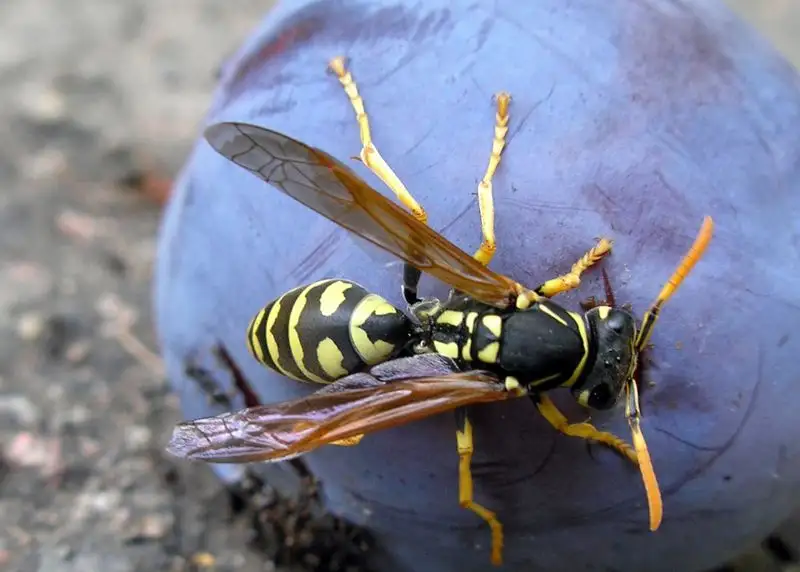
xmin=499 ymin=301 xmax=589 ymax=389
xmin=246 ymin=279 xmax=412 ymax=384
xmin=423 ymin=295 xmax=590 ymax=390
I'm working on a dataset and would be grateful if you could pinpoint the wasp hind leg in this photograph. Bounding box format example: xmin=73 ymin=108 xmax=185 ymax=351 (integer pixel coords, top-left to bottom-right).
xmin=472 ymin=92 xmax=511 ymax=267
xmin=455 ymin=408 xmax=504 ymax=566
xmin=329 ymin=57 xmax=428 ymax=305
xmin=534 ymin=394 xmax=637 ymax=464
xmin=534 ymin=239 xmax=613 ymax=298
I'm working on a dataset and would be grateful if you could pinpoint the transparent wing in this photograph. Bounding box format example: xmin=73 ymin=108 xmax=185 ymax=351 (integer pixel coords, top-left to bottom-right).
xmin=166 ymin=370 xmax=509 ymax=463
xmin=205 ymin=122 xmax=521 ymax=308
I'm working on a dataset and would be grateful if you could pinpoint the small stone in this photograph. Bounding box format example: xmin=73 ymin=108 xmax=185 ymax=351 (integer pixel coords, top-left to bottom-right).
xmin=25 ymin=87 xmax=66 ymax=122
xmin=4 ymin=432 xmax=62 ymax=478
xmin=0 ymin=395 xmax=39 ymax=427
xmin=137 ymin=513 xmax=171 ymax=540
xmin=190 ymin=552 xmax=216 ymax=568
xmin=123 ymin=425 xmax=151 ymax=451
xmin=65 ymin=340 xmax=91 ymax=364
xmin=17 ymin=313 xmax=45 ymax=340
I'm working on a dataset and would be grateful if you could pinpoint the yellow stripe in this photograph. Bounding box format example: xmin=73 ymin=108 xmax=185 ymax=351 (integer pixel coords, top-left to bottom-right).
xmin=465 ymin=312 xmax=478 ymax=332
xmin=317 ymin=337 xmax=348 ymax=379
xmin=481 ymin=314 xmax=502 ymax=337
xmin=248 ymin=308 xmax=267 ymax=363
xmin=265 ymin=293 xmax=303 ymax=382
xmin=462 ymin=338 xmax=472 ymax=361
xmin=349 ymin=294 xmax=397 ymax=365
xmin=437 ymin=310 xmax=464 ymax=327
xmin=562 ymin=311 xmax=590 ymax=388
xmin=539 ymin=303 xmax=568 ymax=327
xmin=374 ymin=302 xmax=397 ymax=316
xmin=288 ymin=282 xmax=328 ymax=383
xmin=477 ymin=341 xmax=500 ymax=363
xmin=433 ymin=340 xmax=460 ymax=358
xmin=319 ymin=280 xmax=352 ymax=317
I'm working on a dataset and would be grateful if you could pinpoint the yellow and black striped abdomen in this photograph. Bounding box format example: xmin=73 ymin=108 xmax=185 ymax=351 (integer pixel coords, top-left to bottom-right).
xmin=246 ymin=279 xmax=412 ymax=384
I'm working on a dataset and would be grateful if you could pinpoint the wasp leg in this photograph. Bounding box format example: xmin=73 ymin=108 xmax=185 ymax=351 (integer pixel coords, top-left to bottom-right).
xmin=534 ymin=239 xmax=613 ymax=298
xmin=473 ymin=92 xmax=511 ymax=267
xmin=329 ymin=57 xmax=427 ymax=305
xmin=330 ymin=434 xmax=365 ymax=447
xmin=455 ymin=408 xmax=503 ymax=566
xmin=533 ymin=394 xmax=637 ymax=464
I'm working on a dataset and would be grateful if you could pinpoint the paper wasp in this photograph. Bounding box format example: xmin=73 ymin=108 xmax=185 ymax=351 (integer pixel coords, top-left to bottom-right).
xmin=167 ymin=56 xmax=714 ymax=566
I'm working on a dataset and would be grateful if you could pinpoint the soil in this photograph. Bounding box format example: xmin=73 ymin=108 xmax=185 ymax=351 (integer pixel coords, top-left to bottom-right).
xmin=0 ymin=1 xmax=797 ymax=571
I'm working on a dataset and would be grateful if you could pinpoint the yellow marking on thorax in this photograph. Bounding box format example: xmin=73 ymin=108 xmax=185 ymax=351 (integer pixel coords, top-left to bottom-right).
xmin=504 ymin=376 xmax=521 ymax=391
xmin=465 ymin=312 xmax=478 ymax=332
xmin=539 ymin=304 xmax=568 ymax=327
xmin=437 ymin=310 xmax=464 ymax=327
xmin=597 ymin=306 xmax=611 ymax=320
xmin=481 ymin=314 xmax=502 ymax=337
xmin=317 ymin=337 xmax=348 ymax=379
xmin=265 ymin=294 xmax=303 ymax=382
xmin=247 ymin=309 xmax=267 ymax=363
xmin=562 ymin=311 xmax=590 ymax=388
xmin=288 ymin=282 xmax=328 ymax=383
xmin=350 ymin=294 xmax=397 ymax=365
xmin=478 ymin=341 xmax=500 ymax=363
xmin=462 ymin=338 xmax=472 ymax=361
xmin=434 ymin=340 xmax=460 ymax=358
xmin=319 ymin=280 xmax=352 ymax=316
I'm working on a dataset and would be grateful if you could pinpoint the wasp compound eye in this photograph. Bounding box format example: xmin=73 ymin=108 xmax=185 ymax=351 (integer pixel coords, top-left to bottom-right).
xmin=588 ymin=383 xmax=615 ymax=410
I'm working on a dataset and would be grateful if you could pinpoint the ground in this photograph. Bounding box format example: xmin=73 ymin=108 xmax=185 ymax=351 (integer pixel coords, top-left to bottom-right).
xmin=0 ymin=1 xmax=797 ymax=571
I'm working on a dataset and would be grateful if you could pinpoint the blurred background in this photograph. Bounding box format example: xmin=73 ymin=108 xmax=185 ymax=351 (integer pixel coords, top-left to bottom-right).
xmin=0 ymin=1 xmax=797 ymax=571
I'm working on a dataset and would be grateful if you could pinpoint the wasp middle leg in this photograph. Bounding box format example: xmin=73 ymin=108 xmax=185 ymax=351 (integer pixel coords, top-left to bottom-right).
xmin=534 ymin=239 xmax=613 ymax=298
xmin=455 ymin=408 xmax=504 ymax=566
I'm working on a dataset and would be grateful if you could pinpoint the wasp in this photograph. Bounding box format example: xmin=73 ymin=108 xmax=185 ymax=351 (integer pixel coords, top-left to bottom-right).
xmin=167 ymin=56 xmax=714 ymax=566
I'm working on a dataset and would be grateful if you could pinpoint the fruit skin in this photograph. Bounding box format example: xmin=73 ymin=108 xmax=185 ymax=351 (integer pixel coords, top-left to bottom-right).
xmin=153 ymin=1 xmax=800 ymax=570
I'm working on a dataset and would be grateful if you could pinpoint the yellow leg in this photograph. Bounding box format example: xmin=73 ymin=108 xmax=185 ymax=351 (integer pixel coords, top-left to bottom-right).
xmin=328 ymin=56 xmax=427 ymax=225
xmin=456 ymin=410 xmax=504 ymax=566
xmin=330 ymin=434 xmax=364 ymax=447
xmin=535 ymin=239 xmax=613 ymax=298
xmin=535 ymin=394 xmax=638 ymax=464
xmin=473 ymin=92 xmax=511 ymax=267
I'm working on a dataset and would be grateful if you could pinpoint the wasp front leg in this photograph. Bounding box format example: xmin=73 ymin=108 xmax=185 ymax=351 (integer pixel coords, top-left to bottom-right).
xmin=534 ymin=239 xmax=613 ymax=298
xmin=455 ymin=407 xmax=504 ymax=566
xmin=533 ymin=394 xmax=637 ymax=464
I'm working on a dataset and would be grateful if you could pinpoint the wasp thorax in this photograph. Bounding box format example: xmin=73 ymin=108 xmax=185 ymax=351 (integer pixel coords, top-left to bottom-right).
xmin=573 ymin=306 xmax=637 ymax=410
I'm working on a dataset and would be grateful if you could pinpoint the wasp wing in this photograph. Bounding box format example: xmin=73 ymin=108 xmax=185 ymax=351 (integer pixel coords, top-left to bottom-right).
xmin=166 ymin=369 xmax=509 ymax=463
xmin=204 ymin=122 xmax=520 ymax=308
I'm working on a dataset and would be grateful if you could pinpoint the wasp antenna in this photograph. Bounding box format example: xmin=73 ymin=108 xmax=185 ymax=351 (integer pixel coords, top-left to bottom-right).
xmin=625 ymin=378 xmax=663 ymax=531
xmin=636 ymin=216 xmax=714 ymax=351
xmin=600 ymin=268 xmax=616 ymax=308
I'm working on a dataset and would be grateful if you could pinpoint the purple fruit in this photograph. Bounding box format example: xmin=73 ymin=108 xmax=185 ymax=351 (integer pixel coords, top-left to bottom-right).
xmin=154 ymin=1 xmax=800 ymax=570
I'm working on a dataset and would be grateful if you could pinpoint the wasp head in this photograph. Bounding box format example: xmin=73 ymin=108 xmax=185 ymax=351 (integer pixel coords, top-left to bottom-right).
xmin=572 ymin=306 xmax=638 ymax=410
